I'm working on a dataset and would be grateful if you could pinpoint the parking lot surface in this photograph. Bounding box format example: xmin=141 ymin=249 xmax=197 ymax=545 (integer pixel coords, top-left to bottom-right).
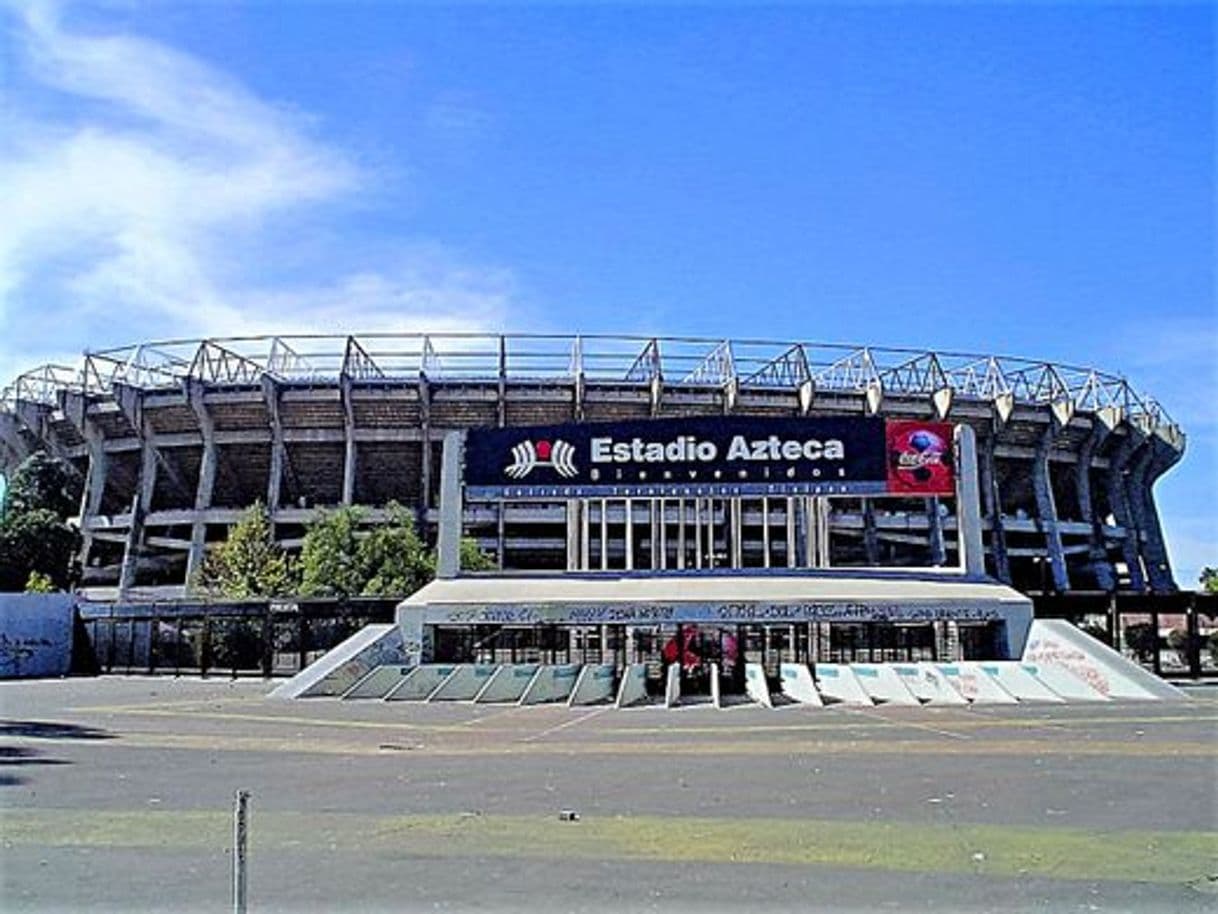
xmin=2 ymin=677 xmax=1216 ymax=912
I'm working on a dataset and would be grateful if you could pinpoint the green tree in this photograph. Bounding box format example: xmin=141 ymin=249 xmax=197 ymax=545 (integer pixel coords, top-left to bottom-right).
xmin=458 ymin=537 xmax=496 ymax=572
xmin=357 ymin=503 xmax=434 ymax=597
xmin=0 ymin=453 xmax=81 ymax=592
xmin=297 ymin=505 xmax=367 ymax=599
xmin=2 ymin=452 xmax=80 ymax=519
xmin=0 ymin=506 xmax=80 ymax=592
xmin=1200 ymin=567 xmax=1218 ymax=594
xmin=24 ymin=570 xmax=56 ymax=593
xmin=194 ymin=501 xmax=297 ymax=599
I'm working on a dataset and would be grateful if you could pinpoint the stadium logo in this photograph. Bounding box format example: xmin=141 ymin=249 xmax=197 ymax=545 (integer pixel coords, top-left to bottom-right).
xmin=505 ymin=438 xmax=578 ymax=479
xmin=886 ymin=422 xmax=954 ymax=494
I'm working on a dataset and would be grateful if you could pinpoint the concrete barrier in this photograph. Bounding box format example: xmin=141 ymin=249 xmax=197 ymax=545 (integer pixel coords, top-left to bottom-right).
xmin=519 ymin=664 xmax=582 ymax=705
xmin=744 ymin=663 xmax=773 ymax=709
xmin=616 ymin=663 xmax=649 ymax=708
xmin=935 ymin=663 xmax=1017 ymax=704
xmin=341 ymin=664 xmax=416 ymax=700
xmin=0 ymin=594 xmax=75 ymax=679
xmin=895 ymin=663 xmax=968 ymax=706
xmin=270 ymin=624 xmax=406 ymax=699
xmin=851 ymin=663 xmax=920 ymax=705
xmin=474 ymin=664 xmax=539 ymax=703
xmin=384 ymin=664 xmax=457 ymax=701
xmin=1021 ymin=619 xmax=1185 ymax=701
xmin=429 ymin=664 xmax=500 ymax=701
xmin=1021 ymin=661 xmax=1109 ymax=702
xmin=778 ymin=663 xmax=824 ymax=706
xmin=569 ymin=664 xmax=617 ymax=706
xmin=710 ymin=662 xmax=722 ymax=709
xmin=664 ymin=663 xmax=681 ymax=708
xmin=978 ymin=662 xmax=1065 ymax=702
xmin=813 ymin=664 xmax=873 ymax=706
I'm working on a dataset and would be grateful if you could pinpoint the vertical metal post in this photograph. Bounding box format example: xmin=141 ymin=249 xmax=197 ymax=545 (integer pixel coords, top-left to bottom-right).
xmin=624 ymin=498 xmax=634 ymax=571
xmin=785 ymin=496 xmax=796 ymax=568
xmin=694 ymin=499 xmax=703 ymax=569
xmin=761 ymin=497 xmax=771 ymax=569
xmin=677 ymin=499 xmax=687 ymax=570
xmin=232 ymin=789 xmax=249 ymax=914
xmin=600 ymin=499 xmax=609 ymax=571
xmin=580 ymin=499 xmax=590 ymax=571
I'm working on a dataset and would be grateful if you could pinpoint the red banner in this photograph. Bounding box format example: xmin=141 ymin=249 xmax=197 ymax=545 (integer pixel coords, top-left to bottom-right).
xmin=885 ymin=421 xmax=955 ymax=495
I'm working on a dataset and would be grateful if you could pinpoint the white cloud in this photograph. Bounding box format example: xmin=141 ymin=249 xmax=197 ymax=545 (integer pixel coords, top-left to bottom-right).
xmin=0 ymin=1 xmax=510 ymax=380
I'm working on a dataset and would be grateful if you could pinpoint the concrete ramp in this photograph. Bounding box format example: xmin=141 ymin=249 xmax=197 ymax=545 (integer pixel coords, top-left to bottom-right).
xmin=779 ymin=663 xmax=824 ymax=707
xmin=851 ymin=664 xmax=920 ymax=706
xmin=744 ymin=663 xmax=773 ymax=709
xmin=813 ymin=664 xmax=873 ymax=706
xmin=474 ymin=664 xmax=539 ymax=703
xmin=341 ymin=664 xmax=416 ymax=700
xmin=896 ymin=663 xmax=968 ymax=706
xmin=616 ymin=663 xmax=649 ymax=708
xmin=269 ymin=624 xmax=406 ymax=699
xmin=429 ymin=664 xmax=500 ymax=701
xmin=1022 ymin=619 xmax=1186 ymax=701
xmin=936 ymin=663 xmax=1017 ymax=705
xmin=1022 ymin=662 xmax=1109 ymax=702
xmin=385 ymin=664 xmax=456 ymax=701
xmin=979 ymin=662 xmax=1065 ymax=703
xmin=519 ymin=664 xmax=581 ymax=705
xmin=569 ymin=664 xmax=617 ymax=706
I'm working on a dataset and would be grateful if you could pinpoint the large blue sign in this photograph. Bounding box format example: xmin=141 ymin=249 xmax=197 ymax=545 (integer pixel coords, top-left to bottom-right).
xmin=464 ymin=416 xmax=896 ymax=498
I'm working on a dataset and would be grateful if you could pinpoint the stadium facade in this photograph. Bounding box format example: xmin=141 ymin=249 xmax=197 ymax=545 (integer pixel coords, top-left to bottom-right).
xmin=0 ymin=333 xmax=1184 ymax=599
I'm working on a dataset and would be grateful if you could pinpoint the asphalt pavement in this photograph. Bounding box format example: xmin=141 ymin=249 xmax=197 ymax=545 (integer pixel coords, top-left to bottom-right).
xmin=1 ymin=676 xmax=1215 ymax=913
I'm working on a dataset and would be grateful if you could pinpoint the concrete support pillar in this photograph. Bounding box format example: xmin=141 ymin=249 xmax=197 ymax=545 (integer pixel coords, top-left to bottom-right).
xmin=436 ymin=431 xmax=465 ymax=579
xmin=1106 ymin=431 xmax=1146 ymax=592
xmin=186 ymin=380 xmax=216 ymax=586
xmin=77 ymin=422 xmax=108 ymax=570
xmin=419 ymin=374 xmax=433 ymax=510
xmin=261 ymin=377 xmax=285 ymax=513
xmin=955 ymin=424 xmax=986 ymax=578
xmin=118 ymin=492 xmax=143 ymax=599
xmin=1032 ymin=424 xmax=1070 ymax=593
xmin=339 ymin=377 xmax=356 ymax=506
xmin=926 ymin=498 xmax=946 ymax=567
xmin=565 ymin=499 xmax=581 ymax=572
xmin=862 ymin=498 xmax=879 ymax=565
xmin=1129 ymin=436 xmax=1180 ymax=594
xmin=1076 ymin=423 xmax=1116 ymax=591
xmin=979 ymin=429 xmax=1011 ymax=583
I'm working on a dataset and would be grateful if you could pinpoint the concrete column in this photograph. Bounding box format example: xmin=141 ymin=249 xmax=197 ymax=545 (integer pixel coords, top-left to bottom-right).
xmin=565 ymin=499 xmax=581 ymax=572
xmin=979 ymin=429 xmax=1011 ymax=582
xmin=118 ymin=492 xmax=143 ymax=599
xmin=1106 ymin=431 xmax=1146 ymax=592
xmin=186 ymin=380 xmax=216 ymax=586
xmin=77 ymin=421 xmax=108 ymax=570
xmin=1032 ymin=424 xmax=1070 ymax=592
xmin=419 ymin=375 xmax=433 ymax=510
xmin=1129 ymin=436 xmax=1180 ymax=594
xmin=955 ymin=424 xmax=986 ymax=578
xmin=862 ymin=498 xmax=879 ymax=565
xmin=1076 ymin=423 xmax=1116 ymax=591
xmin=926 ymin=498 xmax=946 ymax=567
xmin=339 ymin=376 xmax=356 ymax=506
xmin=436 ymin=431 xmax=465 ymax=579
xmin=262 ymin=377 xmax=285 ymax=513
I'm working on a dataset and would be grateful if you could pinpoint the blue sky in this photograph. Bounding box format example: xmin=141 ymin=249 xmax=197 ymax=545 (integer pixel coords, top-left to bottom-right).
xmin=1 ymin=1 xmax=1214 ymax=585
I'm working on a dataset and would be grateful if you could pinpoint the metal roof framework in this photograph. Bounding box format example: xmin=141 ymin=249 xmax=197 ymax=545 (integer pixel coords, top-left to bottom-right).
xmin=0 ymin=332 xmax=1179 ymax=436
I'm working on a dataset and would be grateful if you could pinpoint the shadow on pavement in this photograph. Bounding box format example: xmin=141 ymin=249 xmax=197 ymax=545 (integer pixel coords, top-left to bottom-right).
xmin=0 ymin=720 xmax=115 ymax=740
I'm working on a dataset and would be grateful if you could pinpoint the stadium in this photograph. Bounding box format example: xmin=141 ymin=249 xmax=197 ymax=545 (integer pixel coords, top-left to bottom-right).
xmin=0 ymin=332 xmax=1184 ymax=602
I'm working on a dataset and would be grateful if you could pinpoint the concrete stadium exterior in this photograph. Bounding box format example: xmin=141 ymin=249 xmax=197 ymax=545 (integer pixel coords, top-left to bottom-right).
xmin=0 ymin=333 xmax=1185 ymax=599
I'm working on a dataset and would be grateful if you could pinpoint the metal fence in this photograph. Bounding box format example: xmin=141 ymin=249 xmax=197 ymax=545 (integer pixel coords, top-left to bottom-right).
xmin=1031 ymin=592 xmax=1218 ymax=680
xmin=73 ymin=592 xmax=1218 ymax=681
xmin=76 ymin=598 xmax=399 ymax=678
